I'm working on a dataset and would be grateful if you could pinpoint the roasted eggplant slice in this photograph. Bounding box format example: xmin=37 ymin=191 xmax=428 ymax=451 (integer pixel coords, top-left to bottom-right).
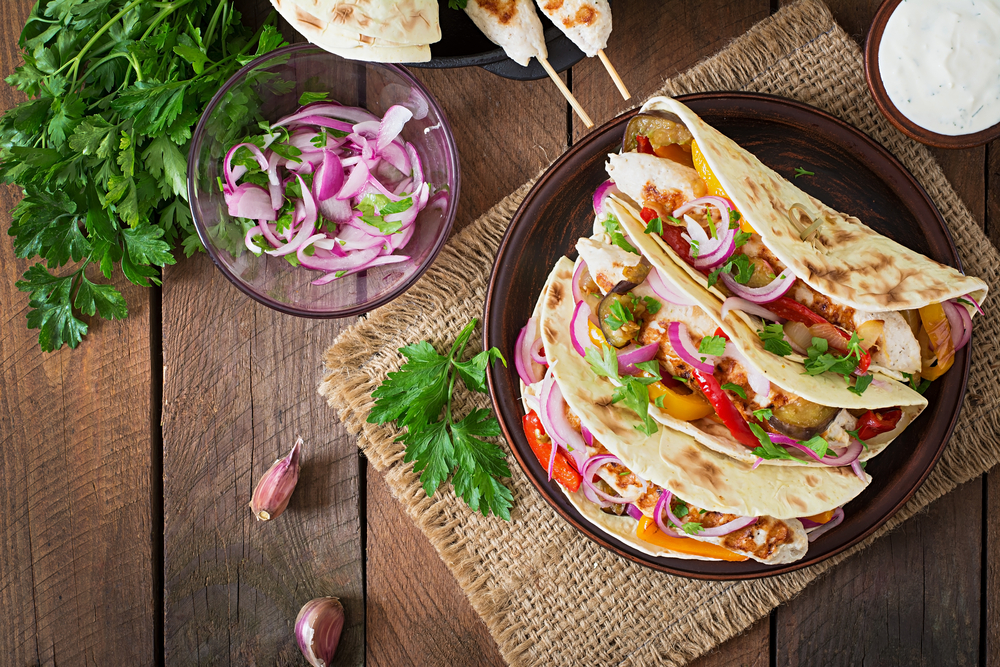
xmin=769 ymin=398 xmax=839 ymax=440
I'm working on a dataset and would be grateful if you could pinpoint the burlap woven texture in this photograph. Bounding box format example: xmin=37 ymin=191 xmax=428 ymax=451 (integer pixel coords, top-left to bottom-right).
xmin=319 ymin=1 xmax=1000 ymax=664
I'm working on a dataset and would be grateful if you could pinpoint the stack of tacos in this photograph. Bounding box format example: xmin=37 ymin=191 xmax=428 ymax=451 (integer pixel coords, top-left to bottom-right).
xmin=514 ymin=97 xmax=988 ymax=565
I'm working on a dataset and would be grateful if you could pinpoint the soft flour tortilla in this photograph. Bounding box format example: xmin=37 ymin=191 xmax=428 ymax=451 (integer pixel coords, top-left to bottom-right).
xmin=271 ymin=0 xmax=432 ymax=62
xmin=610 ymin=200 xmax=928 ymax=462
xmin=283 ymin=0 xmax=440 ymax=46
xmin=636 ymin=96 xmax=989 ymax=313
xmin=540 ymin=257 xmax=869 ymax=521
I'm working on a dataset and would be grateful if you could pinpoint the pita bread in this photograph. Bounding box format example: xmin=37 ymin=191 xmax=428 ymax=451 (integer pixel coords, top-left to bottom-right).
xmin=282 ymin=0 xmax=440 ymax=46
xmin=271 ymin=0 xmax=432 ymax=62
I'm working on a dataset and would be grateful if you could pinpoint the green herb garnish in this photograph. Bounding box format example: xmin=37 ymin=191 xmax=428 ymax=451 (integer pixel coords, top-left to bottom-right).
xmin=752 ymin=408 xmax=773 ymax=421
xmin=602 ymin=214 xmax=638 ymax=254
xmin=698 ymin=335 xmax=728 ymax=357
xmin=369 ymin=318 xmax=512 ymax=519
xmin=643 ymin=296 xmax=662 ymax=315
xmin=758 ymin=323 xmax=792 ymax=356
xmin=721 ymin=383 xmax=747 ymax=399
xmin=644 ymin=217 xmax=663 ymax=234
xmin=794 ymin=167 xmax=815 ymax=179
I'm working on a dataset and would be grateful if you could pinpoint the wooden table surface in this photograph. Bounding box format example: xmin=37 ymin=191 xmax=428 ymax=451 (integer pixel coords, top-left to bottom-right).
xmin=2 ymin=0 xmax=998 ymax=665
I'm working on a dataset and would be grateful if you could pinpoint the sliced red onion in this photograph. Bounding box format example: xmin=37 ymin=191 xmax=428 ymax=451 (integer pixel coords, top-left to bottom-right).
xmin=570 ymin=301 xmax=596 ymax=357
xmin=313 ymin=149 xmax=344 ymax=201
xmin=697 ymin=515 xmax=758 ymax=537
xmin=244 ymin=224 xmax=266 ymax=254
xmin=522 ymin=393 xmax=540 ymax=415
xmin=379 ymin=141 xmax=410 ymax=174
xmin=674 ymin=197 xmax=737 ymax=269
xmin=626 ymin=504 xmax=644 ymax=521
xmin=720 ymin=296 xmax=784 ymax=323
xmin=319 ymin=196 xmax=353 ymax=224
xmin=336 ymin=160 xmax=369 ymax=200
xmin=966 ymin=294 xmax=985 ymax=316
xmin=593 ymin=180 xmax=622 ymax=216
xmin=673 ymin=195 xmax=732 ymax=221
xmin=850 ymin=458 xmax=865 ymax=481
xmin=581 ymin=425 xmax=593 ymax=447
xmin=646 ymin=266 xmax=697 ymax=306
xmin=806 ymin=508 xmax=844 ymax=542
xmin=668 ymin=321 xmax=716 ymax=373
xmin=514 ymin=319 xmax=543 ymax=386
xmin=310 ymin=254 xmax=408 ymax=285
xmin=285 ymin=115 xmax=355 ymax=133
xmin=267 ymin=150 xmax=283 ymax=210
xmin=751 ymin=457 xmax=763 ymax=470
xmin=529 ymin=337 xmax=547 ymax=366
xmin=768 ymin=433 xmax=863 ymax=466
xmin=352 ymin=120 xmax=381 ymax=139
xmin=720 ymin=270 xmax=796 ymax=304
xmin=297 ymin=243 xmax=379 ymax=272
xmin=722 ymin=344 xmax=770 ymax=398
xmin=571 ymin=260 xmax=588 ymax=303
xmin=377 ymin=105 xmax=413 ymax=152
xmin=540 ymin=371 xmax=586 ymax=454
xmin=653 ymin=489 xmax=682 ymax=538
xmin=581 ymin=454 xmax=645 ymax=505
xmin=406 ymin=142 xmax=423 ymax=185
xmin=618 ymin=343 xmax=659 ymax=375
xmin=267 ymin=175 xmax=316 ymax=257
xmin=387 ymin=224 xmax=415 ymax=252
xmin=224 ymin=142 xmax=269 ymax=191
xmin=226 ymin=184 xmax=277 ymax=221
xmin=943 ymin=299 xmax=973 ymax=351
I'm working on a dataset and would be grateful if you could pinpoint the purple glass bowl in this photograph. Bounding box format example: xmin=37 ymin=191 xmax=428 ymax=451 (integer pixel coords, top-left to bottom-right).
xmin=187 ymin=44 xmax=460 ymax=317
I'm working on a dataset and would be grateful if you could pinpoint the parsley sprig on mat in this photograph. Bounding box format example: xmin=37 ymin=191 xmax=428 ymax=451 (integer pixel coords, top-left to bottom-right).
xmin=2 ymin=0 xmax=287 ymax=351
xmin=368 ymin=319 xmax=513 ymax=519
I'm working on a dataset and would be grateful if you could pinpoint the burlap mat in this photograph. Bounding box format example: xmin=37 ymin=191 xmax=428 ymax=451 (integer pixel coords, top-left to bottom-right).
xmin=319 ymin=1 xmax=1000 ymax=664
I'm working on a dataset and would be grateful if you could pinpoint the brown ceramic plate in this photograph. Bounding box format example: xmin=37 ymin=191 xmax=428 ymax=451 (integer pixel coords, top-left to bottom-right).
xmin=483 ymin=92 xmax=971 ymax=580
xmin=864 ymin=0 xmax=1000 ymax=149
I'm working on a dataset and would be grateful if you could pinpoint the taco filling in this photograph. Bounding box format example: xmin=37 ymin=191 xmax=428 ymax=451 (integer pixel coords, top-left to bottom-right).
xmin=603 ymin=103 xmax=985 ymax=392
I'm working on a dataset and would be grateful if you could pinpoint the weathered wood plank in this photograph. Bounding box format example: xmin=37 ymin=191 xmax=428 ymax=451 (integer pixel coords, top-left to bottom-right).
xmin=776 ymin=478 xmax=982 ymax=667
xmin=572 ymin=0 xmax=772 ymax=139
xmin=366 ymin=466 xmax=507 ymax=667
xmin=0 ymin=0 xmax=156 ymax=664
xmin=690 ymin=617 xmax=770 ymax=667
xmin=161 ymin=254 xmax=364 ymax=665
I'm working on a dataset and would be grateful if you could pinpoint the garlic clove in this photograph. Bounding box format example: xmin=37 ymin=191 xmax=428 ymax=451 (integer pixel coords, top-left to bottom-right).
xmin=296 ymin=597 xmax=344 ymax=667
xmin=249 ymin=436 xmax=302 ymax=521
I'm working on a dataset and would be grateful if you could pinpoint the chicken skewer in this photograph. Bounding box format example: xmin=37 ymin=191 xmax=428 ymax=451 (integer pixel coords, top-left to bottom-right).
xmin=464 ymin=0 xmax=594 ymax=127
xmin=532 ymin=0 xmax=630 ymax=100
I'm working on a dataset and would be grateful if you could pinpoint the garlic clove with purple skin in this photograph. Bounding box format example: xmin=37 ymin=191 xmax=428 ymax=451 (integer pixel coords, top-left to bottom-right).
xmin=249 ymin=437 xmax=302 ymax=521
xmin=296 ymin=597 xmax=344 ymax=667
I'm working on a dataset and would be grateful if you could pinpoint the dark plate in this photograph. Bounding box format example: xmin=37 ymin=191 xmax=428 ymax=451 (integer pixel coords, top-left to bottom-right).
xmin=483 ymin=92 xmax=971 ymax=580
xmin=406 ymin=7 xmax=585 ymax=80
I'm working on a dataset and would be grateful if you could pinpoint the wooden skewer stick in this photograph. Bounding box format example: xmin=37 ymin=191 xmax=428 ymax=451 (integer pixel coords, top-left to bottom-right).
xmin=537 ymin=56 xmax=594 ymax=128
xmin=597 ymin=49 xmax=631 ymax=100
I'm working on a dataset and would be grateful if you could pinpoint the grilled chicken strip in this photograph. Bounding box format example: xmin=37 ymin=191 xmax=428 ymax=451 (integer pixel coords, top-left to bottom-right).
xmin=464 ymin=0 xmax=548 ymax=67
xmin=533 ymin=0 xmax=611 ymax=57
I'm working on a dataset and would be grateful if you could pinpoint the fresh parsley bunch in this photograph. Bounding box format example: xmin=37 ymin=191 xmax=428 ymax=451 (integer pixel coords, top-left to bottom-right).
xmin=368 ymin=319 xmax=513 ymax=519
xmin=1 ymin=0 xmax=287 ymax=351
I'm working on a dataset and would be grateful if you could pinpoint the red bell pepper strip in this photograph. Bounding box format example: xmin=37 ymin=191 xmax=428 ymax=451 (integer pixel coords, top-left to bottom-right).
xmin=854 ymin=409 xmax=903 ymax=441
xmin=659 ymin=222 xmax=695 ymax=263
xmin=769 ymin=297 xmax=871 ymax=372
xmin=636 ymin=135 xmax=655 ymax=155
xmin=640 ymin=206 xmax=658 ymax=223
xmin=714 ymin=327 xmax=730 ymax=341
xmin=690 ymin=369 xmax=760 ymax=448
xmin=523 ymin=411 xmax=582 ymax=492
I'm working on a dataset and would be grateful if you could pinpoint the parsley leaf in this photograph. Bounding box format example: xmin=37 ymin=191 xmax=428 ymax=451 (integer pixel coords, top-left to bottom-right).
xmin=448 ymin=0 xmax=469 ymax=7
xmin=601 ymin=214 xmax=638 ymax=254
xmin=758 ymin=323 xmax=793 ymax=356
xmin=1 ymin=4 xmax=288 ymax=350
xmin=634 ymin=360 xmax=662 ymax=379
xmin=698 ymin=335 xmax=728 ymax=357
xmin=800 ymin=435 xmax=828 ymax=458
xmin=653 ymin=394 xmax=666 ymax=408
xmin=721 ymin=383 xmax=747 ymax=399
xmin=643 ymin=296 xmax=662 ymax=315
xmin=803 ymin=335 xmax=862 ymax=380
xmin=794 ymin=167 xmax=815 ymax=179
xmin=356 ymin=193 xmax=413 ymax=234
xmin=849 ymin=373 xmax=873 ymax=396
xmin=672 ymin=375 xmax=689 ymax=383
xmin=681 ymin=522 xmax=704 ymax=535
xmin=752 ymin=408 xmax=773 ymax=421
xmin=707 ymin=253 xmax=753 ymax=287
xmin=604 ymin=299 xmax=633 ymax=331
xmin=734 ymin=230 xmax=753 ymax=247
xmin=729 ymin=210 xmax=742 ymax=226
xmin=369 ymin=319 xmax=512 ymax=519
xmin=673 ymin=500 xmax=689 ymax=517
xmin=689 ymin=239 xmax=701 ymax=258
xmin=586 ymin=343 xmax=657 ymax=435
xmin=643 ymin=217 xmax=663 ymax=234
xmin=749 ymin=423 xmax=799 ymax=461
xmin=586 ymin=343 xmax=621 ymax=382
xmin=299 ymin=91 xmax=330 ymax=105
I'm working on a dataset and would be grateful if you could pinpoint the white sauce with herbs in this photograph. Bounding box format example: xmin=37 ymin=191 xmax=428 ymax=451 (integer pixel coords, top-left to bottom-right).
xmin=878 ymin=0 xmax=1000 ymax=135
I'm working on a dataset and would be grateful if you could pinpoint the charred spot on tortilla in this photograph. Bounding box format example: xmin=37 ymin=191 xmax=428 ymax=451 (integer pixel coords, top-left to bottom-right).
xmin=678 ymin=446 xmax=727 ymax=493
xmin=543 ymin=321 xmax=560 ymax=346
xmin=546 ymin=281 xmax=564 ymax=310
xmin=296 ymin=6 xmax=324 ymax=29
xmin=816 ymin=492 xmax=830 ymax=503
xmin=564 ymin=5 xmax=597 ymax=27
xmin=543 ymin=0 xmax=564 ymax=9
xmin=804 ymin=473 xmax=821 ymax=488
xmin=743 ymin=177 xmax=763 ymax=206
xmin=477 ymin=0 xmax=517 ymax=24
xmin=785 ymin=494 xmax=808 ymax=513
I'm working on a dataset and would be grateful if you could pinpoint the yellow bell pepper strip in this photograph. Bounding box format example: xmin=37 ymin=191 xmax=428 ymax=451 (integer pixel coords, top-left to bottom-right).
xmin=644 ymin=375 xmax=714 ymax=421
xmin=918 ymin=303 xmax=955 ymax=380
xmin=636 ymin=516 xmax=748 ymax=561
xmin=691 ymin=139 xmax=755 ymax=234
xmin=588 ymin=319 xmax=606 ymax=347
